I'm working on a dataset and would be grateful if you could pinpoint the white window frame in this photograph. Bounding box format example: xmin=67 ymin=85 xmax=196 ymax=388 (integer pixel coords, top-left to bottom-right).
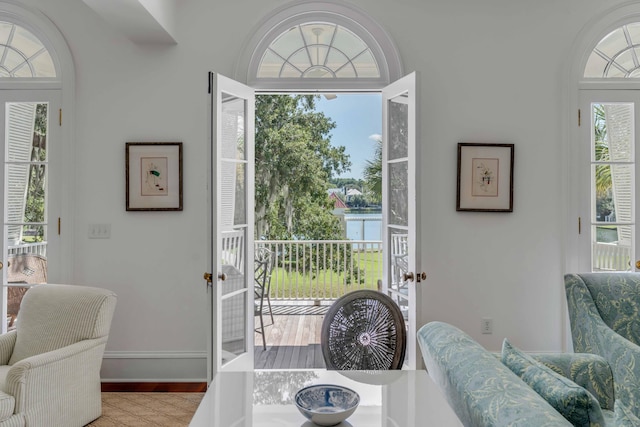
xmin=0 ymin=1 xmax=75 ymax=284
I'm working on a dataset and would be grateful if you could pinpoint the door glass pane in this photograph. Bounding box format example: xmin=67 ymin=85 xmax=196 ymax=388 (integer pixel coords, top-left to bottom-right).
xmin=592 ymin=164 xmax=633 ymax=223
xmin=592 ymin=225 xmax=632 ymax=271
xmin=222 ymin=95 xmax=246 ymax=161
xmin=388 ymin=162 xmax=408 ymax=227
xmin=590 ymin=102 xmax=634 ymax=271
xmin=220 ymin=93 xmax=248 ymax=229
xmin=221 ymin=162 xmax=247 ymax=227
xmin=221 ymin=229 xmax=247 ymax=364
xmin=592 ymin=103 xmax=633 ymax=162
xmin=388 ymin=97 xmax=408 ymax=161
xmin=388 ymin=228 xmax=408 ymax=320
xmin=7 ymin=225 xmax=47 ymax=284
xmin=221 ymin=291 xmax=247 ymax=362
xmin=6 ymin=163 xmax=30 ymax=244
xmin=234 ymin=163 xmax=246 ymax=226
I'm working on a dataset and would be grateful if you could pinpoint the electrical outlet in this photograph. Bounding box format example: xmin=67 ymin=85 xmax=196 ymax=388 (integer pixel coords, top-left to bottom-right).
xmin=88 ymin=223 xmax=111 ymax=239
xmin=481 ymin=318 xmax=493 ymax=334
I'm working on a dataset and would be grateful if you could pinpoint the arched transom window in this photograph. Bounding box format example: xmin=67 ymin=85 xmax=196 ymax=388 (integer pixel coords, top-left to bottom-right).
xmin=258 ymin=22 xmax=380 ymax=79
xmin=240 ymin=1 xmax=402 ymax=91
xmin=585 ymin=22 xmax=640 ymax=78
xmin=0 ymin=21 xmax=55 ymax=78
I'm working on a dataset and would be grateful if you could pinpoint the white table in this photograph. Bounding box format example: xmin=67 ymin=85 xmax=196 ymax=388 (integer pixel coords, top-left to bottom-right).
xmin=190 ymin=370 xmax=462 ymax=426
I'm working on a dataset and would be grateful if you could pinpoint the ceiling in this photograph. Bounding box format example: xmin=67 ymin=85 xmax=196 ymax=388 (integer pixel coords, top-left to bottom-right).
xmin=81 ymin=0 xmax=177 ymax=44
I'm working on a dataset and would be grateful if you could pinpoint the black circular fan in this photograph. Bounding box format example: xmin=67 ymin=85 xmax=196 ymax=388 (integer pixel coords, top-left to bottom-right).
xmin=321 ymin=290 xmax=406 ymax=370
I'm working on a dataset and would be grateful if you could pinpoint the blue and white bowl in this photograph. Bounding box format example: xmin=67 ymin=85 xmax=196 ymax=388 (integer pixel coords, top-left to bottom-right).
xmin=295 ymin=384 xmax=360 ymax=426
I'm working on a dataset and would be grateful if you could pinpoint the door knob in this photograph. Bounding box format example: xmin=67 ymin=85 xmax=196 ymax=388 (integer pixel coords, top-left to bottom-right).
xmin=218 ymin=272 xmax=227 ymax=281
xmin=204 ymin=272 xmax=213 ymax=283
xmin=416 ymin=272 xmax=427 ymax=282
xmin=0 ymin=261 xmax=3 ymax=270
xmin=636 ymin=260 xmax=640 ymax=270
xmin=402 ymin=272 xmax=414 ymax=282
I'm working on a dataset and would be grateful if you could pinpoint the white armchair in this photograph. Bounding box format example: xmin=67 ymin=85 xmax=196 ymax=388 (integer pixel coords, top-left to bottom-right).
xmin=0 ymin=284 xmax=116 ymax=426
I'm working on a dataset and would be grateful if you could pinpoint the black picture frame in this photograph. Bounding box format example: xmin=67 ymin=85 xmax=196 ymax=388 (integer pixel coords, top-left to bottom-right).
xmin=126 ymin=142 xmax=183 ymax=211
xmin=456 ymin=142 xmax=514 ymax=212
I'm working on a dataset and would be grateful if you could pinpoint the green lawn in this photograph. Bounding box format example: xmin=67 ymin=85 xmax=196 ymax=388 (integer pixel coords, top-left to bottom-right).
xmin=268 ymin=250 xmax=382 ymax=300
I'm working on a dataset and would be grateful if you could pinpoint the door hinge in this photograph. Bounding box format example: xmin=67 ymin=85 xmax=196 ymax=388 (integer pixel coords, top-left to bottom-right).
xmin=578 ymin=216 xmax=581 ymax=234
xmin=578 ymin=109 xmax=581 ymax=127
xmin=58 ymin=217 xmax=61 ymax=235
xmin=59 ymin=108 xmax=62 ymax=126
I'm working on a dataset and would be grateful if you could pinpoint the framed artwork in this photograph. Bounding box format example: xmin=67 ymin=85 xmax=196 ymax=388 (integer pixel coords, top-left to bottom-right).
xmin=456 ymin=142 xmax=514 ymax=212
xmin=126 ymin=142 xmax=183 ymax=211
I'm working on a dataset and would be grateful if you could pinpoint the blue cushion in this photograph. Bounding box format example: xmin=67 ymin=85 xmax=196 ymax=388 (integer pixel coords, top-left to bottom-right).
xmin=502 ymin=339 xmax=605 ymax=427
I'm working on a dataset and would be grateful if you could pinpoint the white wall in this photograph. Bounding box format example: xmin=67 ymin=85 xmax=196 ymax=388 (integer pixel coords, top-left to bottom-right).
xmin=17 ymin=0 xmax=627 ymax=381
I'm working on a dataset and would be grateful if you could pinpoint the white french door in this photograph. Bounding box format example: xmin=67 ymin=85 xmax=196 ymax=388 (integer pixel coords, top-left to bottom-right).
xmin=381 ymin=72 xmax=422 ymax=369
xmin=206 ymin=72 xmax=419 ymax=377
xmin=207 ymin=72 xmax=255 ymax=381
xmin=578 ymin=89 xmax=640 ymax=272
xmin=0 ymin=89 xmax=60 ymax=332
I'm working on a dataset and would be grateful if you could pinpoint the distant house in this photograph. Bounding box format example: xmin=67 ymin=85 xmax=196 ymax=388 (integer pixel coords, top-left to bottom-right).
xmin=329 ymin=192 xmax=347 ymax=237
xmin=345 ymin=188 xmax=363 ymax=204
xmin=330 ymin=192 xmax=347 ymax=210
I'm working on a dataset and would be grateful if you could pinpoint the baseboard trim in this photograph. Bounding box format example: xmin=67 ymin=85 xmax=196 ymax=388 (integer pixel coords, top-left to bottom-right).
xmin=100 ymin=351 xmax=207 ymax=382
xmin=103 ymin=351 xmax=206 ymax=359
xmin=101 ymin=382 xmax=207 ymax=392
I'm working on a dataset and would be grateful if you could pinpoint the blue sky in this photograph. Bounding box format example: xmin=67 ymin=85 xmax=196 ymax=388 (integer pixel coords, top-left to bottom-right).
xmin=315 ymin=93 xmax=382 ymax=180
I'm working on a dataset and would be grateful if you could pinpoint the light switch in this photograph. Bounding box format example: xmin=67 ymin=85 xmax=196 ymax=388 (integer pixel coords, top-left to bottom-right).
xmin=88 ymin=224 xmax=111 ymax=239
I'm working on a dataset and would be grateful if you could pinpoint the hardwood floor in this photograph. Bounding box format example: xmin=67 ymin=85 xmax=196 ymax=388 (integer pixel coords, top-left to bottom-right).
xmin=103 ymin=312 xmax=326 ymax=391
xmin=254 ymin=313 xmax=326 ymax=369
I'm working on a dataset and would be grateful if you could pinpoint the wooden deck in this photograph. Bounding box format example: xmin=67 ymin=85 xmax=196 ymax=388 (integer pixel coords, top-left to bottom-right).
xmin=254 ymin=312 xmax=327 ymax=369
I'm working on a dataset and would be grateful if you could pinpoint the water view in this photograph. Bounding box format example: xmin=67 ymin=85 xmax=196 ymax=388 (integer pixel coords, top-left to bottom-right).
xmin=344 ymin=211 xmax=382 ymax=241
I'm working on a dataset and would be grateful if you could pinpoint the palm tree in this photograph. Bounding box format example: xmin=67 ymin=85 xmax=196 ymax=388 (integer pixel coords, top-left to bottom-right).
xmin=594 ymin=104 xmax=611 ymax=192
xmin=593 ymin=104 xmax=615 ymax=222
xmin=363 ymin=135 xmax=382 ymax=203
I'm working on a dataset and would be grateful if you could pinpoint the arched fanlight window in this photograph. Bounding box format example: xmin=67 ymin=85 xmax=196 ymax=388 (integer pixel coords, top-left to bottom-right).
xmin=0 ymin=20 xmax=55 ymax=78
xmin=239 ymin=1 xmax=403 ymax=91
xmin=258 ymin=22 xmax=380 ymax=79
xmin=584 ymin=22 xmax=640 ymax=78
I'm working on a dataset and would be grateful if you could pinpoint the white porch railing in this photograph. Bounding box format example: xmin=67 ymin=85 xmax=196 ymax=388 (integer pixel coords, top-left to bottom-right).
xmin=218 ymin=233 xmax=640 ymax=299
xmin=256 ymin=240 xmax=383 ymax=301
xmin=8 ymin=242 xmax=47 ymax=257
xmin=593 ymin=242 xmax=631 ymax=271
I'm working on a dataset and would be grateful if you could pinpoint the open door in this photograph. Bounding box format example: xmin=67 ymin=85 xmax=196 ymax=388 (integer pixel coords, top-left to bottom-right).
xmin=381 ymin=72 xmax=423 ymax=369
xmin=578 ymin=89 xmax=640 ymax=273
xmin=1 ymin=90 xmax=60 ymax=333
xmin=206 ymin=72 xmax=255 ymax=382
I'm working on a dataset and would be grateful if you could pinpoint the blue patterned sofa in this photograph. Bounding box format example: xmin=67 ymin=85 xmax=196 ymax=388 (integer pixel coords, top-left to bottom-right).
xmin=418 ymin=321 xmax=617 ymax=427
xmin=565 ymin=273 xmax=640 ymax=425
